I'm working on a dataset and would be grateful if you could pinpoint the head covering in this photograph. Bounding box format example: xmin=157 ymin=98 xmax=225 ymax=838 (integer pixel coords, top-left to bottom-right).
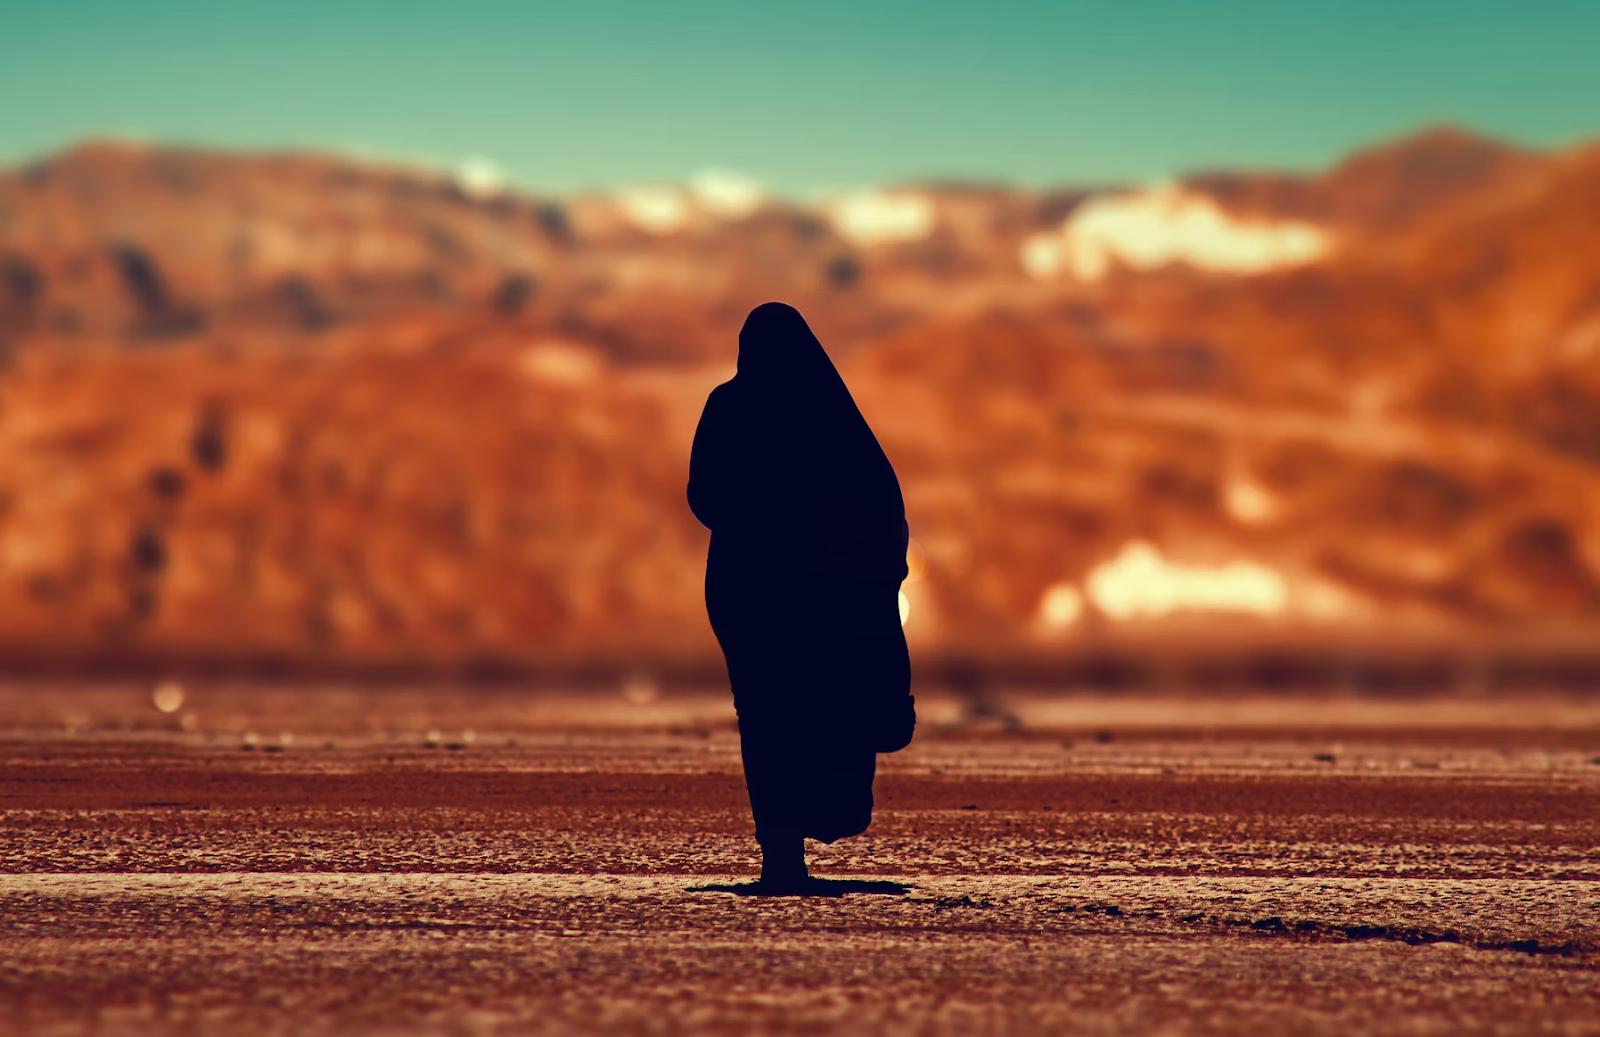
xmin=733 ymin=302 xmax=878 ymax=445
xmin=690 ymin=303 xmax=904 ymax=554
xmin=737 ymin=302 xmax=844 ymax=388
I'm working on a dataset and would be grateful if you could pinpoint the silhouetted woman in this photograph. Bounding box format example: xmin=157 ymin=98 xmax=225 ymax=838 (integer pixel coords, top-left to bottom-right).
xmin=688 ymin=302 xmax=915 ymax=891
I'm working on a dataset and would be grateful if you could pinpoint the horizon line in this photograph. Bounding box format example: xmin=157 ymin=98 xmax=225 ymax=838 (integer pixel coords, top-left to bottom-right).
xmin=2 ymin=122 xmax=1575 ymax=203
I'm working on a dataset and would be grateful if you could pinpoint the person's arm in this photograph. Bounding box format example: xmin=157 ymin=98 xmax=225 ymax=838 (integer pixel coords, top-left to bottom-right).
xmin=687 ymin=384 xmax=732 ymax=531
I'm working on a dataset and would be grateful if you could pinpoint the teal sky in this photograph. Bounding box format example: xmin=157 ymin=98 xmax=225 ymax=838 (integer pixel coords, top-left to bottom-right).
xmin=2 ymin=0 xmax=1597 ymax=194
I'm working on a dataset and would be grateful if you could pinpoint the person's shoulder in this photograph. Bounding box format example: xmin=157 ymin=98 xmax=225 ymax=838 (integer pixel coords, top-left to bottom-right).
xmin=703 ymin=377 xmax=744 ymax=413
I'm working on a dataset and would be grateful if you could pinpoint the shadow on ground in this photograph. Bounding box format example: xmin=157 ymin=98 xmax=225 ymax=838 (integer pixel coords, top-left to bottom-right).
xmin=689 ymin=878 xmax=912 ymax=898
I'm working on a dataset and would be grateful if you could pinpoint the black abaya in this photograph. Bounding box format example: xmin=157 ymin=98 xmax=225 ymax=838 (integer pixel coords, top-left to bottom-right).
xmin=688 ymin=302 xmax=914 ymax=845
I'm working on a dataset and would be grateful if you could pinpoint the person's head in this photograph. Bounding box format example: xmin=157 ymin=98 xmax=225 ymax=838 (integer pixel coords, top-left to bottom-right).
xmin=737 ymin=302 xmax=834 ymax=384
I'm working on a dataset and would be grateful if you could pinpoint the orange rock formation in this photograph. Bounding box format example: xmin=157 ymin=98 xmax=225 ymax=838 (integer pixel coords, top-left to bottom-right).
xmin=1 ymin=128 xmax=1598 ymax=678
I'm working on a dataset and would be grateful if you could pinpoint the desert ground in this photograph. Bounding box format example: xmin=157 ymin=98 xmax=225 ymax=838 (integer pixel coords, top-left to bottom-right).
xmin=2 ymin=681 xmax=1598 ymax=1036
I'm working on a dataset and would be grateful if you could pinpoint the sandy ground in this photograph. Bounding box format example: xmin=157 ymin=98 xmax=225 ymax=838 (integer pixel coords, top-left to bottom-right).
xmin=2 ymin=682 xmax=1598 ymax=1036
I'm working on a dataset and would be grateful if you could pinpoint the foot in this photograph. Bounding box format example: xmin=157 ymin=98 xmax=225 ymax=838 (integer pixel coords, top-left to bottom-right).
xmin=758 ymin=837 xmax=809 ymax=892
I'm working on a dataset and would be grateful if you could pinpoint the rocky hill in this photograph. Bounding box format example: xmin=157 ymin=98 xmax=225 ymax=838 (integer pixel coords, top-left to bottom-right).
xmin=1 ymin=129 xmax=1598 ymax=682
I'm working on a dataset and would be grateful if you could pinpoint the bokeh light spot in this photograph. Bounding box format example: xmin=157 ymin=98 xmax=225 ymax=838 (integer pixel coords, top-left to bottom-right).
xmin=151 ymin=681 xmax=185 ymax=714
xmin=622 ymin=673 xmax=660 ymax=705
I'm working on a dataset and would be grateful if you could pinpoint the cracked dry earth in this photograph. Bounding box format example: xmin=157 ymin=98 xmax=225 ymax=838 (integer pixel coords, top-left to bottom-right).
xmin=2 ymin=686 xmax=1599 ymax=1036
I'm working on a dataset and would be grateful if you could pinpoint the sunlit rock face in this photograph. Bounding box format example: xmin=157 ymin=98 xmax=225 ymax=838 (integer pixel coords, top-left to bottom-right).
xmin=1223 ymin=479 xmax=1281 ymax=526
xmin=1022 ymin=185 xmax=1327 ymax=280
xmin=689 ymin=169 xmax=764 ymax=219
xmin=1072 ymin=541 xmax=1362 ymax=625
xmin=453 ymin=156 xmax=506 ymax=201
xmin=1 ymin=128 xmax=1599 ymax=670
xmin=619 ymin=186 xmax=692 ymax=234
xmin=0 ymin=328 xmax=721 ymax=666
xmin=518 ymin=341 xmax=604 ymax=386
xmin=1033 ymin=582 xmax=1083 ymax=635
xmin=1086 ymin=542 xmax=1288 ymax=621
xmin=827 ymin=190 xmax=936 ymax=246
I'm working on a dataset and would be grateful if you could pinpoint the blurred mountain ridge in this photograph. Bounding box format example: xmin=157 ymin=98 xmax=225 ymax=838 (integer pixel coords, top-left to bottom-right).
xmin=1 ymin=126 xmax=1599 ymax=681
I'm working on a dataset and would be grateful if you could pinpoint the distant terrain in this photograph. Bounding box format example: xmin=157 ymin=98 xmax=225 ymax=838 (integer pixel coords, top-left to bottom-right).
xmin=2 ymin=128 xmax=1599 ymax=680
